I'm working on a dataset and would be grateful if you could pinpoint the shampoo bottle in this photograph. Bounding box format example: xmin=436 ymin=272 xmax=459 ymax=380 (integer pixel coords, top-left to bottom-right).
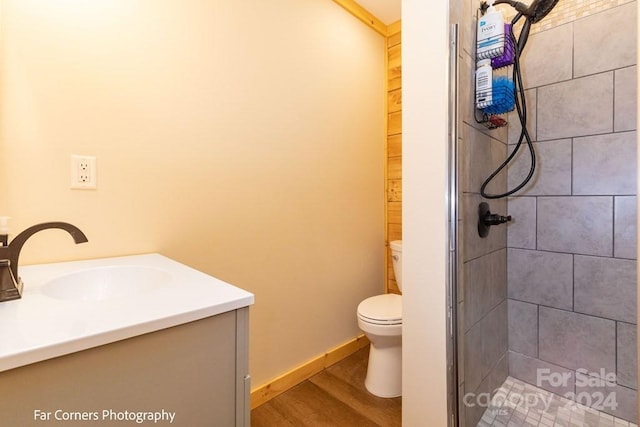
xmin=476 ymin=1 xmax=505 ymax=60
xmin=475 ymin=59 xmax=493 ymax=109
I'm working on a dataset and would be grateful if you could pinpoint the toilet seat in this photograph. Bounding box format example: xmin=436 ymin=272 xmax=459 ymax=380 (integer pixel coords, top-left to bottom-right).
xmin=357 ymin=294 xmax=402 ymax=325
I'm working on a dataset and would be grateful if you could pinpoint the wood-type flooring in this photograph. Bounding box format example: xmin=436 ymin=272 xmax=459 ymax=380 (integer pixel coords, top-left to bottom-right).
xmin=251 ymin=347 xmax=402 ymax=426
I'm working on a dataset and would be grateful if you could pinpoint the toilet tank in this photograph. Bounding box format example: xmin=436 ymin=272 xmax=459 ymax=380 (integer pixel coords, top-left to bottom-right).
xmin=389 ymin=240 xmax=402 ymax=292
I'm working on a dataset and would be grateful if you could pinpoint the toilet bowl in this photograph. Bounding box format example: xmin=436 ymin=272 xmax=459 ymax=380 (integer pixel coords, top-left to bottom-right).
xmin=357 ymin=240 xmax=402 ymax=398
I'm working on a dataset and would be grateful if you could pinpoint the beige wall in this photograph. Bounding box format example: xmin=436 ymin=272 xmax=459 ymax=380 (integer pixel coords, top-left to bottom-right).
xmin=0 ymin=0 xmax=385 ymax=387
xmin=402 ymin=0 xmax=449 ymax=425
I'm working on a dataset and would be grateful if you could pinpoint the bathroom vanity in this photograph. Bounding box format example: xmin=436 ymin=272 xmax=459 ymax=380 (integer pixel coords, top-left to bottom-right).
xmin=0 ymin=254 xmax=254 ymax=426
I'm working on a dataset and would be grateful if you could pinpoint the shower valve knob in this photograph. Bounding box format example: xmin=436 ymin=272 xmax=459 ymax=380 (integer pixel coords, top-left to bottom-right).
xmin=484 ymin=213 xmax=512 ymax=226
xmin=478 ymin=202 xmax=512 ymax=238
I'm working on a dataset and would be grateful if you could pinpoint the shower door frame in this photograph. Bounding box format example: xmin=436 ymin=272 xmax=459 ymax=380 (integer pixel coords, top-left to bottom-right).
xmin=447 ymin=22 xmax=462 ymax=427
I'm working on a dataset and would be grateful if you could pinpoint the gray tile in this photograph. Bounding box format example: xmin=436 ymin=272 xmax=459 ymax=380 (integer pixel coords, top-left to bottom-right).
xmin=608 ymin=385 xmax=637 ymax=424
xmin=488 ymin=352 xmax=509 ymax=398
xmin=617 ymin=322 xmax=637 ymax=390
xmin=463 ymin=193 xmax=486 ymax=262
xmin=460 ymin=52 xmax=476 ymax=129
xmin=482 ymin=301 xmax=508 ymax=379
xmin=575 ymin=378 xmax=637 ymax=423
xmin=508 ymin=351 xmax=575 ymax=397
xmin=457 ymin=245 xmax=465 ymax=304
xmin=464 ymin=255 xmax=493 ymax=330
xmin=464 ymin=303 xmax=508 ymax=413
xmin=464 ymin=400 xmax=486 ymax=427
xmin=489 ymin=248 xmax=507 ymax=309
xmin=464 ymin=390 xmax=486 ymax=427
xmin=469 ymin=353 xmax=509 ymax=425
xmin=574 ymin=255 xmax=637 ymax=324
xmin=463 ymin=124 xmax=508 ymax=194
xmin=539 ymin=307 xmax=616 ymax=375
xmin=457 ymin=383 xmax=467 ymax=427
xmin=508 ymin=248 xmax=573 ymax=310
xmin=463 ymin=194 xmax=507 ymax=262
xmin=537 ymin=197 xmax=613 ymax=257
xmin=507 ymin=197 xmax=536 ymax=249
xmin=574 ymin=3 xmax=638 ymax=77
xmin=508 ymin=299 xmax=538 ymax=357
xmin=507 ymin=89 xmax=537 ymax=145
xmin=464 ymin=0 xmax=496 ymax=58
xmin=615 ymin=66 xmax=637 ymax=132
xmin=457 ymin=301 xmax=466 ymax=385
xmin=458 ymin=0 xmax=474 ymax=58
xmin=489 ymin=138 xmax=508 ymax=196
xmin=573 ymin=132 xmax=637 ymax=196
xmin=574 ymin=369 xmax=616 ymax=412
xmin=507 ymin=139 xmax=572 ymax=196
xmin=615 ymin=196 xmax=637 ymax=259
xmin=538 ymin=73 xmax=614 ymax=140
xmin=520 ymin=22 xmax=573 ymax=89
xmin=465 ymin=321 xmax=484 ymax=394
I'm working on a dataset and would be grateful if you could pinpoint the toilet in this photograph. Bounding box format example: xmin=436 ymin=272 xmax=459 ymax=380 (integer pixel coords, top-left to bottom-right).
xmin=357 ymin=240 xmax=402 ymax=398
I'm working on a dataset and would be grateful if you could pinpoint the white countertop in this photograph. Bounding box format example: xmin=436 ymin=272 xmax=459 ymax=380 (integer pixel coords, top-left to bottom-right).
xmin=0 ymin=253 xmax=254 ymax=372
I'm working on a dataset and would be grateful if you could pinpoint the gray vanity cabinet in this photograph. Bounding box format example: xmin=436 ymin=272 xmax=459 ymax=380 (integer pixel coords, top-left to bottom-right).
xmin=0 ymin=307 xmax=250 ymax=426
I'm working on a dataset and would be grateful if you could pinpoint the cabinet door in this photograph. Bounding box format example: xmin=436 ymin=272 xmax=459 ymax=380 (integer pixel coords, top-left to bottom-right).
xmin=0 ymin=311 xmax=240 ymax=426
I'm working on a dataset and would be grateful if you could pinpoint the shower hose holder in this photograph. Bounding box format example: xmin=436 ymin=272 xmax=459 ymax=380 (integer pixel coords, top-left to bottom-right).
xmin=478 ymin=202 xmax=512 ymax=238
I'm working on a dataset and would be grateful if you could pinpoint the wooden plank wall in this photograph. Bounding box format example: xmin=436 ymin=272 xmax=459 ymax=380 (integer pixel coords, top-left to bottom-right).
xmin=386 ymin=24 xmax=402 ymax=295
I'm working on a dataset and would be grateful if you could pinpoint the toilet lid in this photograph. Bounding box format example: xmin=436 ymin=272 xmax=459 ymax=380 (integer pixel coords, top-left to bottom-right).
xmin=358 ymin=294 xmax=402 ymax=325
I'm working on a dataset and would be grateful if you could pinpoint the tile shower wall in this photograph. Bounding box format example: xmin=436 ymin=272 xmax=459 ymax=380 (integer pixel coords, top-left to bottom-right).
xmin=506 ymin=2 xmax=638 ymax=423
xmin=521 ymin=0 xmax=635 ymax=34
xmin=452 ymin=0 xmax=510 ymax=425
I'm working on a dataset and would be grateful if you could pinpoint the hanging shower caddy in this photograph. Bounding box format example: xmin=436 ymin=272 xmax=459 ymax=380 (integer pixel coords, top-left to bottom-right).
xmin=474 ymin=18 xmax=516 ymax=129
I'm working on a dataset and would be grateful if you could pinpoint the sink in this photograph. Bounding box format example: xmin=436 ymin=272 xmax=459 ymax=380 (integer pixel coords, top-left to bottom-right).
xmin=41 ymin=265 xmax=172 ymax=301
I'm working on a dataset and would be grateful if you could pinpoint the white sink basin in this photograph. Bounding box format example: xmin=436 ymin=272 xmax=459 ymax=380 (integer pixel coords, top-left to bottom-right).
xmin=0 ymin=254 xmax=254 ymax=373
xmin=41 ymin=265 xmax=172 ymax=302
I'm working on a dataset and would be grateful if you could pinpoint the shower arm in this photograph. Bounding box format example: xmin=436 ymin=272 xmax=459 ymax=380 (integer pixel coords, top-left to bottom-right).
xmin=484 ymin=0 xmax=532 ymax=16
xmin=481 ymin=0 xmax=559 ymax=23
xmin=480 ymin=1 xmax=531 ymax=51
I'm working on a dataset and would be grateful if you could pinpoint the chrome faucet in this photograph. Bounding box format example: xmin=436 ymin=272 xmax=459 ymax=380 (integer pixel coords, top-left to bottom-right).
xmin=0 ymin=222 xmax=88 ymax=302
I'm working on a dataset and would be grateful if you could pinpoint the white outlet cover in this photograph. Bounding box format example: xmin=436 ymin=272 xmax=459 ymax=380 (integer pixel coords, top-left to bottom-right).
xmin=71 ymin=155 xmax=97 ymax=189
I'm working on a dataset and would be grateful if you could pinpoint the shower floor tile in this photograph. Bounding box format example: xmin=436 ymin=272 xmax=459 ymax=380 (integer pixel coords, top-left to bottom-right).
xmin=476 ymin=377 xmax=637 ymax=427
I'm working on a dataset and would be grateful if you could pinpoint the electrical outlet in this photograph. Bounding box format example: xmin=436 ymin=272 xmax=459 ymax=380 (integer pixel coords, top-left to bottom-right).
xmin=71 ymin=155 xmax=97 ymax=189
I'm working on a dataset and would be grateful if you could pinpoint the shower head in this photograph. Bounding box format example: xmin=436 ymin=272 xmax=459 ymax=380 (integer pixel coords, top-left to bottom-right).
xmin=481 ymin=0 xmax=560 ymax=23
xmin=525 ymin=0 xmax=560 ymax=23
